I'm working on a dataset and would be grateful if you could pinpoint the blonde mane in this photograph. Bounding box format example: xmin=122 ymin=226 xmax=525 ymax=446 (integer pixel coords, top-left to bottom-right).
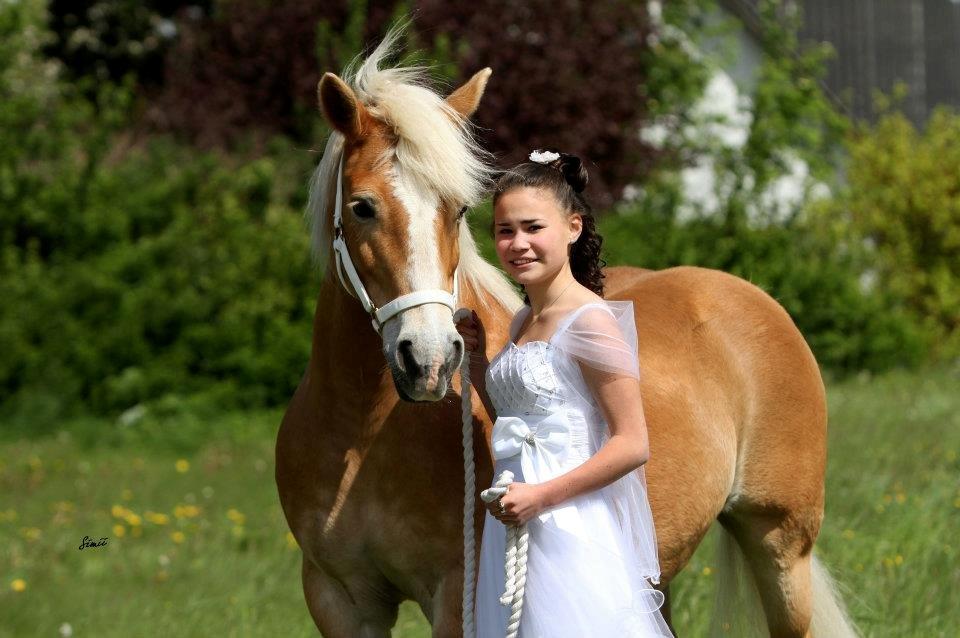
xmin=307 ymin=25 xmax=521 ymax=316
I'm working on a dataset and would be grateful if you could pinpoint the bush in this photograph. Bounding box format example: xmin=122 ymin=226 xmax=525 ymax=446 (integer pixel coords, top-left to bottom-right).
xmin=824 ymin=105 xmax=960 ymax=362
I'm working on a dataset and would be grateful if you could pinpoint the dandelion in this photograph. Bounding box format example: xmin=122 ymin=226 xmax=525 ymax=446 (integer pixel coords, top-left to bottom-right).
xmin=883 ymin=557 xmax=894 ymax=568
xmin=11 ymin=578 xmax=26 ymax=592
xmin=226 ymin=509 xmax=246 ymax=525
xmin=895 ymin=554 xmax=904 ymax=566
xmin=113 ymin=524 xmax=126 ymax=538
xmin=285 ymin=531 xmax=298 ymax=550
xmin=20 ymin=527 xmax=42 ymax=542
xmin=173 ymin=504 xmax=200 ymax=519
xmin=701 ymin=566 xmax=712 ymax=576
xmin=895 ymin=493 xmax=906 ymax=504
xmin=170 ymin=531 xmax=185 ymax=544
xmin=124 ymin=512 xmax=142 ymax=527
xmin=175 ymin=459 xmax=190 ymax=473
xmin=146 ymin=511 xmax=170 ymax=525
xmin=111 ymin=504 xmax=126 ymax=518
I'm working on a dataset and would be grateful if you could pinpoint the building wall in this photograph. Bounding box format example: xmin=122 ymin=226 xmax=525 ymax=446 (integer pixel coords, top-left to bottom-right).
xmin=724 ymin=0 xmax=960 ymax=125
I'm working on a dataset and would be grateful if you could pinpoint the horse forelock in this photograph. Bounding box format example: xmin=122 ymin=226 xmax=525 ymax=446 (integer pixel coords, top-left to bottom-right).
xmin=307 ymin=24 xmax=521 ymax=316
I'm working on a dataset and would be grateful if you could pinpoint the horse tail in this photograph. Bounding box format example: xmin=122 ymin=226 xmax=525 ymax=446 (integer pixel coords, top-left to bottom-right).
xmin=708 ymin=526 xmax=766 ymax=638
xmin=707 ymin=526 xmax=860 ymax=637
xmin=809 ymin=554 xmax=860 ymax=638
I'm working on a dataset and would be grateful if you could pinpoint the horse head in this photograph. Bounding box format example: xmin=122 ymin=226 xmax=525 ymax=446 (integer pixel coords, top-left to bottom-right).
xmin=309 ymin=31 xmax=516 ymax=402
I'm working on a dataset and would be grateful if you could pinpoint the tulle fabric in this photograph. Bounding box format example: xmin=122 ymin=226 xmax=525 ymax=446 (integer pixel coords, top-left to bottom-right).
xmin=475 ymin=300 xmax=672 ymax=638
xmin=475 ymin=457 xmax=673 ymax=638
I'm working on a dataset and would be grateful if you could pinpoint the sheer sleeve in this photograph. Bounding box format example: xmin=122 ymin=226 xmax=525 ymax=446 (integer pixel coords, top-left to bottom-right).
xmin=552 ymin=300 xmax=640 ymax=380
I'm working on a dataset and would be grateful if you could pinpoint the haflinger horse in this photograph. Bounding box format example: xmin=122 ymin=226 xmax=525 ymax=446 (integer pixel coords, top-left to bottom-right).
xmin=275 ymin=29 xmax=860 ymax=638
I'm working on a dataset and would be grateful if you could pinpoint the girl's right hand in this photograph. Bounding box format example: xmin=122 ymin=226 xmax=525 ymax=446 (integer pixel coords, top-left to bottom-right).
xmin=455 ymin=309 xmax=486 ymax=355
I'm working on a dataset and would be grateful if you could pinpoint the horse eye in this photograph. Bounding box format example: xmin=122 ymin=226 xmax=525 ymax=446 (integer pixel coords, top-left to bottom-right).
xmin=457 ymin=206 xmax=468 ymax=220
xmin=350 ymin=198 xmax=376 ymax=219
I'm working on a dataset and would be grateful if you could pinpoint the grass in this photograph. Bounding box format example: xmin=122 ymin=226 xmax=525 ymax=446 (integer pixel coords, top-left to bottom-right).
xmin=1 ymin=364 xmax=958 ymax=637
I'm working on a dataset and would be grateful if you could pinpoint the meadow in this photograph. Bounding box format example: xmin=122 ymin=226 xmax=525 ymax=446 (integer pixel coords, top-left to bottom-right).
xmin=1 ymin=364 xmax=957 ymax=637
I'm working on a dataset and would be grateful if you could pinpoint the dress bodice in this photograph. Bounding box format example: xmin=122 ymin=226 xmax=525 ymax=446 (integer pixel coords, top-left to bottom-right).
xmin=482 ymin=304 xmax=620 ymax=497
xmin=484 ymin=341 xmax=571 ymax=418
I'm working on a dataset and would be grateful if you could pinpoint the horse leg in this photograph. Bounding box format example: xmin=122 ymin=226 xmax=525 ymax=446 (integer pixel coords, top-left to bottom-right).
xmin=659 ymin=584 xmax=678 ymax=636
xmin=720 ymin=506 xmax=820 ymax=638
xmin=301 ymin=557 xmax=399 ymax=638
xmin=426 ymin=568 xmax=468 ymax=638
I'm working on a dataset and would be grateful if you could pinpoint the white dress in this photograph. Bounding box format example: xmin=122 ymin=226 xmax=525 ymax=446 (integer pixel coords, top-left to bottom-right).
xmin=474 ymin=300 xmax=674 ymax=638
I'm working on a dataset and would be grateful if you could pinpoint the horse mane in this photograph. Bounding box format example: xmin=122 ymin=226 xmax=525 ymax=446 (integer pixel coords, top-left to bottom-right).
xmin=307 ymin=24 xmax=522 ymax=316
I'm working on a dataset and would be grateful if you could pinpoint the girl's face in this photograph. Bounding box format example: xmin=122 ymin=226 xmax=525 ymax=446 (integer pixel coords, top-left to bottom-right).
xmin=493 ymin=186 xmax=581 ymax=286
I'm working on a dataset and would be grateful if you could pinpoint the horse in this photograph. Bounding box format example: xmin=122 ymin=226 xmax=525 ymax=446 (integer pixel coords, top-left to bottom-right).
xmin=275 ymin=29 xmax=859 ymax=638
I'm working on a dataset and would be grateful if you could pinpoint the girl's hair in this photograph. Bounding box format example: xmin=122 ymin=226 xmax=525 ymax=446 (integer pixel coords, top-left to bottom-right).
xmin=492 ymin=151 xmax=606 ymax=304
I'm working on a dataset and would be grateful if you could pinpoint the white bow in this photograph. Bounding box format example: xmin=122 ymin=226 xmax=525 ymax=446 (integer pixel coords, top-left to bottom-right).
xmin=491 ymin=411 xmax=576 ymax=525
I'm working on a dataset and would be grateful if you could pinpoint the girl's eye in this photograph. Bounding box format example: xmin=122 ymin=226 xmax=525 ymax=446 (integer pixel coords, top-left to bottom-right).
xmin=499 ymin=225 xmax=541 ymax=234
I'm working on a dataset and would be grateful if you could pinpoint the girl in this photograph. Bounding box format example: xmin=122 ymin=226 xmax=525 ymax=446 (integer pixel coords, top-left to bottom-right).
xmin=456 ymin=150 xmax=674 ymax=637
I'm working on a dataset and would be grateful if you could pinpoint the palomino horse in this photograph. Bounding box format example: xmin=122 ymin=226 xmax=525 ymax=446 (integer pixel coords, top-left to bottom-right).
xmin=275 ymin=31 xmax=859 ymax=638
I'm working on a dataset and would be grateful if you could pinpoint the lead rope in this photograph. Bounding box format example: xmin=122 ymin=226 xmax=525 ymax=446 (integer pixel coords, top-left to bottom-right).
xmin=456 ymin=309 xmax=529 ymax=638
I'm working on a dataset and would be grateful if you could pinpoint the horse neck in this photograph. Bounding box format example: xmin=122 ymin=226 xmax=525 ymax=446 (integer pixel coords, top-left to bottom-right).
xmin=309 ymin=269 xmax=388 ymax=390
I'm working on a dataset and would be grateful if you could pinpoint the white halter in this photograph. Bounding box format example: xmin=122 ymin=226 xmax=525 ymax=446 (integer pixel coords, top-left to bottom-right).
xmin=330 ymin=154 xmax=461 ymax=333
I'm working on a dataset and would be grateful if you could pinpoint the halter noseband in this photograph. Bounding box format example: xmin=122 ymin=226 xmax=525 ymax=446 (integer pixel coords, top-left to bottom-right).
xmin=330 ymin=154 xmax=461 ymax=334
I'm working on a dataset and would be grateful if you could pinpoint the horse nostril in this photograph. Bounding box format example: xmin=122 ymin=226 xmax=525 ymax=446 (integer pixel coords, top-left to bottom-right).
xmin=397 ymin=339 xmax=418 ymax=374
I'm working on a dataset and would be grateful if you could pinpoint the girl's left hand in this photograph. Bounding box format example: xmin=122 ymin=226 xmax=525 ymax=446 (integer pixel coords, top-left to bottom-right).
xmin=488 ymin=482 xmax=548 ymax=526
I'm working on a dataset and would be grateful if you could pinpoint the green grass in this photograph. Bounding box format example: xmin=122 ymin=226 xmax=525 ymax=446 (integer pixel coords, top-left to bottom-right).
xmin=1 ymin=365 xmax=958 ymax=636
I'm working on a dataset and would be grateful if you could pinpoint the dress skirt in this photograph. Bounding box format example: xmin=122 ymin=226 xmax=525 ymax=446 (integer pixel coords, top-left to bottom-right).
xmin=474 ymin=456 xmax=674 ymax=638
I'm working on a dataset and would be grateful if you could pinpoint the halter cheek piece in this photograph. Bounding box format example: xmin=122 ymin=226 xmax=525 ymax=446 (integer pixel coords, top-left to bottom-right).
xmin=331 ymin=155 xmax=461 ymax=334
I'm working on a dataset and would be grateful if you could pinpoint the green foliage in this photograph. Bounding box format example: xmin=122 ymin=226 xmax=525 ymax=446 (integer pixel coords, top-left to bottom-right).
xmin=822 ymin=105 xmax=960 ymax=360
xmin=0 ymin=137 xmax=319 ymax=421
xmin=0 ymin=1 xmax=319 ymax=421
xmin=619 ymin=0 xmax=929 ymax=374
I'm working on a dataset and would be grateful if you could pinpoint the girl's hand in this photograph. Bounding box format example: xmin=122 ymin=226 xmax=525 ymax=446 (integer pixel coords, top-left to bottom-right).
xmin=454 ymin=309 xmax=489 ymax=376
xmin=485 ymin=482 xmax=548 ymax=526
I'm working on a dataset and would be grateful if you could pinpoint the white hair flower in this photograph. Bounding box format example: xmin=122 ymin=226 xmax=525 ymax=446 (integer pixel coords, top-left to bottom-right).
xmin=529 ymin=150 xmax=560 ymax=164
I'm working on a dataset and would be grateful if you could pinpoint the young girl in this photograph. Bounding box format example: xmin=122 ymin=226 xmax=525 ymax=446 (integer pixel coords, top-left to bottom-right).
xmin=456 ymin=150 xmax=674 ymax=637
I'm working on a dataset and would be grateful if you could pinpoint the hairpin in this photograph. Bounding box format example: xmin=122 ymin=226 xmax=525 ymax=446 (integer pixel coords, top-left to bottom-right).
xmin=529 ymin=150 xmax=560 ymax=164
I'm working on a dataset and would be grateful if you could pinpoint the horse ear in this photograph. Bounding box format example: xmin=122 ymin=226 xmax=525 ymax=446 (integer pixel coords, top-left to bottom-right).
xmin=445 ymin=67 xmax=492 ymax=119
xmin=319 ymin=72 xmax=364 ymax=137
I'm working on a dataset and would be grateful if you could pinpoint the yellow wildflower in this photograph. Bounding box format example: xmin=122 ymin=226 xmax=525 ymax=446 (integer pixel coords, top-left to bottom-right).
xmin=701 ymin=566 xmax=712 ymax=576
xmin=146 ymin=511 xmax=170 ymax=525
xmin=173 ymin=505 xmax=200 ymax=519
xmin=175 ymin=459 xmax=190 ymax=473
xmin=11 ymin=578 xmax=26 ymax=592
xmin=20 ymin=527 xmax=41 ymax=542
xmin=113 ymin=524 xmax=126 ymax=538
xmin=226 ymin=509 xmax=246 ymax=525
xmin=170 ymin=531 xmax=185 ymax=544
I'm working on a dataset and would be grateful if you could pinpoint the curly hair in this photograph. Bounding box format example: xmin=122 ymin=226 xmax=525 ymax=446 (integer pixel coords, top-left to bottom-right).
xmin=491 ymin=151 xmax=607 ymax=304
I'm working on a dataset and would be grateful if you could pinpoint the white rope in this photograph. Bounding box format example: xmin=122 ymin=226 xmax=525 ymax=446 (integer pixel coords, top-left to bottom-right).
xmin=457 ymin=307 xmax=529 ymax=638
